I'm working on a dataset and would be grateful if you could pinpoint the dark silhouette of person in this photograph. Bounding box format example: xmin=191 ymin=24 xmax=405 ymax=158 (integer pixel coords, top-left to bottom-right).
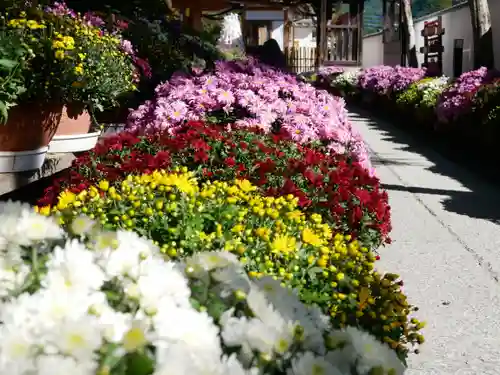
xmin=259 ymin=38 xmax=286 ymax=69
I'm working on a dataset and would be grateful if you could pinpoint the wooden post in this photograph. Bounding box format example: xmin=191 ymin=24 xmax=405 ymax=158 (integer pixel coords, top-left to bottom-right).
xmin=358 ymin=0 xmax=365 ymax=65
xmin=187 ymin=7 xmax=203 ymax=31
xmin=317 ymin=0 xmax=327 ymax=68
xmin=350 ymin=0 xmax=364 ymax=64
xmin=241 ymin=9 xmax=247 ymax=48
xmin=283 ymin=9 xmax=290 ymax=49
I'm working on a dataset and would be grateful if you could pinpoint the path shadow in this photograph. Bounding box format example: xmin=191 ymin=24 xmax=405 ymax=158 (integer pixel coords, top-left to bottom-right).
xmin=371 ymin=155 xmax=427 ymax=168
xmin=349 ymin=107 xmax=500 ymax=225
xmin=381 ymin=183 xmax=500 ymax=224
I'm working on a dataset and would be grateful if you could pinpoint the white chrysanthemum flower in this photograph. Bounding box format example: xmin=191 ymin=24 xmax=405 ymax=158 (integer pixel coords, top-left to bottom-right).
xmin=0 ymin=359 xmax=36 ymax=374
xmin=0 ymin=325 xmax=36 ymax=368
xmin=85 ymin=290 xmax=110 ymax=316
xmin=153 ymin=306 xmax=222 ymax=360
xmin=136 ymin=258 xmax=192 ymax=313
xmin=36 ymin=354 xmax=97 ymax=375
xmin=220 ymin=309 xmax=249 ymax=347
xmin=251 ymin=277 xmax=328 ymax=350
xmin=246 ymin=317 xmax=296 ymax=356
xmin=154 ymin=343 xmax=225 ymax=375
xmin=211 ymin=264 xmax=250 ymax=297
xmin=69 ymin=215 xmax=96 ymax=236
xmin=288 ymin=351 xmax=344 ymax=375
xmin=34 ymin=288 xmax=100 ymax=327
xmin=0 ymin=260 xmax=30 ymax=298
xmin=0 ymin=202 xmax=34 ymax=255
xmin=247 ymin=283 xmax=292 ymax=328
xmin=49 ymin=316 xmax=103 ymax=361
xmin=332 ymin=326 xmax=406 ymax=375
xmin=417 ymin=75 xmax=449 ymax=90
xmin=44 ymin=240 xmax=106 ymax=293
xmin=98 ymin=308 xmax=132 ymax=344
xmin=0 ymin=291 xmax=43 ymax=330
xmin=185 ymin=251 xmax=240 ymax=274
xmin=122 ymin=318 xmax=152 ymax=352
xmin=0 ymin=200 xmax=31 ymax=216
xmin=0 ymin=225 xmax=24 ymax=255
xmin=332 ymin=71 xmax=361 ymax=87
xmin=96 ymin=231 xmax=159 ymax=280
xmin=223 ymin=286 xmax=297 ymax=357
xmin=16 ymin=210 xmax=63 ymax=244
xmin=221 ymin=353 xmax=260 ymax=375
xmin=116 ymin=230 xmax=161 ymax=258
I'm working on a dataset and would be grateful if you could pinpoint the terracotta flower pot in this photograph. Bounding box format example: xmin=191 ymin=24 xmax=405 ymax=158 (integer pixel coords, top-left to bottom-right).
xmin=55 ymin=106 xmax=92 ymax=136
xmin=0 ymin=102 xmax=62 ymax=173
xmin=48 ymin=106 xmax=101 ymax=154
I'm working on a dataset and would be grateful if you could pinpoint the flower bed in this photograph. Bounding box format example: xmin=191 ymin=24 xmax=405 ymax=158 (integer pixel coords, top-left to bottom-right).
xmin=38 ymin=122 xmax=390 ymax=250
xmin=324 ymin=66 xmax=500 ymax=171
xmin=42 ymin=168 xmax=421 ymax=359
xmin=0 ymin=200 xmax=408 ymax=375
xmin=358 ymin=66 xmax=426 ymax=96
xmin=125 ymin=59 xmax=371 ymax=169
xmin=297 ymin=66 xmax=345 ymax=90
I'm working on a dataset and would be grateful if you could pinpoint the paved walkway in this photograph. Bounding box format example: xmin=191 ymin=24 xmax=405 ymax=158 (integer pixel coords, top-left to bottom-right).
xmin=350 ymin=109 xmax=500 ymax=375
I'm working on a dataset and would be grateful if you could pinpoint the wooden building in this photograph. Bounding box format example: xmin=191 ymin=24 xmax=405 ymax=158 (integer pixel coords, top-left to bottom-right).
xmin=171 ymin=0 xmax=388 ymax=69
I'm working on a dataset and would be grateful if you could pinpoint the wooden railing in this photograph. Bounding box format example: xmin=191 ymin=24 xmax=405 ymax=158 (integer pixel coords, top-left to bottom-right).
xmin=285 ymin=25 xmax=362 ymax=72
xmin=284 ymin=47 xmax=316 ymax=74
xmin=324 ymin=25 xmax=361 ymax=65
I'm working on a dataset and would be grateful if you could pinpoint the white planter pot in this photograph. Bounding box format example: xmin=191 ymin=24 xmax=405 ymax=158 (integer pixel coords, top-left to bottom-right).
xmin=0 ymin=146 xmax=48 ymax=173
xmin=48 ymin=131 xmax=101 ymax=154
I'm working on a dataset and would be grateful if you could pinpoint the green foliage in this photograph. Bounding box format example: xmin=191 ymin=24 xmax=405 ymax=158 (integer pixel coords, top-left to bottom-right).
xmin=1 ymin=5 xmax=136 ymax=116
xmin=65 ymin=0 xmax=225 ymax=106
xmin=53 ymin=169 xmax=423 ymax=358
xmin=395 ymin=81 xmax=423 ymax=108
xmin=472 ymin=80 xmax=500 ymax=127
xmin=120 ymin=17 xmax=223 ymax=105
xmin=0 ymin=31 xmax=31 ymax=124
xmin=396 ymin=77 xmax=449 ymax=111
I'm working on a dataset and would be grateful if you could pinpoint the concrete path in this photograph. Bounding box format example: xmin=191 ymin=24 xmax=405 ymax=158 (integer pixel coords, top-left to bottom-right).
xmin=350 ymin=109 xmax=500 ymax=375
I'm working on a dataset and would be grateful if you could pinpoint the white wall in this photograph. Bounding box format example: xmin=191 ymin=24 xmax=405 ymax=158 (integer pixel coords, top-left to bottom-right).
xmin=362 ymin=32 xmax=383 ymax=68
xmin=271 ymin=21 xmax=284 ymax=50
xmin=293 ymin=27 xmax=316 ymax=47
xmin=414 ymin=3 xmax=473 ymax=76
xmin=360 ymin=2 xmax=499 ymax=76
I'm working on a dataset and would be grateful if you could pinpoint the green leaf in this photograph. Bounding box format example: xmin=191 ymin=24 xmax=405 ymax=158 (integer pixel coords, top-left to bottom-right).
xmin=0 ymin=59 xmax=17 ymax=71
xmin=125 ymin=351 xmax=155 ymax=375
xmin=307 ymin=266 xmax=323 ymax=280
xmin=100 ymin=343 xmax=126 ymax=374
xmin=0 ymin=102 xmax=9 ymax=124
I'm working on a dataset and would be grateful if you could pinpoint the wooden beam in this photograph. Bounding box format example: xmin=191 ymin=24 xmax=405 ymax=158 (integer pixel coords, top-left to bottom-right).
xmin=357 ymin=0 xmax=365 ymax=64
xmin=284 ymin=9 xmax=290 ymax=48
xmin=317 ymin=0 xmax=328 ymax=67
xmin=188 ymin=6 xmax=203 ymax=31
xmin=172 ymin=0 xmax=229 ymax=11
